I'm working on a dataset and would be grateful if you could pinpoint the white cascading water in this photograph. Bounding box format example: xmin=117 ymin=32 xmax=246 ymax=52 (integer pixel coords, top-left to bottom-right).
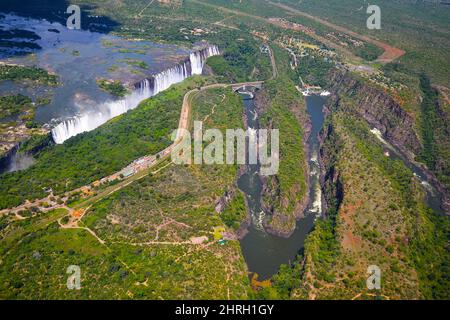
xmin=52 ymin=45 xmax=220 ymax=144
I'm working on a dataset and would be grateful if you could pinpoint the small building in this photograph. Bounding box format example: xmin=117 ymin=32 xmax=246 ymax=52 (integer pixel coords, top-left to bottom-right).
xmin=260 ymin=44 xmax=269 ymax=54
xmin=121 ymin=167 xmax=135 ymax=178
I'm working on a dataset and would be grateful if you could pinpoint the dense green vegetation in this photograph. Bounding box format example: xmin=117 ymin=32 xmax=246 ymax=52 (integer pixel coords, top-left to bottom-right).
xmin=0 ymin=205 xmax=249 ymax=299
xmin=295 ymin=54 xmax=333 ymax=88
xmin=220 ymin=189 xmax=247 ymax=230
xmin=259 ymin=74 xmax=308 ymax=234
xmin=0 ymin=65 xmax=58 ymax=85
xmin=0 ymin=94 xmax=40 ymax=129
xmin=207 ymin=39 xmax=272 ymax=82
xmin=418 ymin=74 xmax=438 ymax=169
xmin=416 ymin=74 xmax=450 ymax=189
xmin=344 ymin=114 xmax=449 ymax=299
xmin=254 ymin=258 xmax=303 ymax=299
xmin=0 ymin=87 xmax=251 ymax=299
xmin=0 ymin=94 xmax=33 ymax=120
xmin=184 ymin=0 xmax=386 ymax=62
xmin=281 ymin=0 xmax=450 ymax=86
xmin=96 ymin=79 xmax=128 ymax=97
xmin=0 ymin=77 xmax=206 ymax=209
xmin=343 ymin=116 xmax=416 ymax=206
xmin=18 ymin=134 xmax=52 ymax=154
xmin=297 ymin=112 xmax=449 ymax=299
xmin=1 ymin=0 xmax=448 ymax=301
xmin=260 ymin=104 xmax=449 ymax=299
xmin=353 ymin=43 xmax=383 ymax=62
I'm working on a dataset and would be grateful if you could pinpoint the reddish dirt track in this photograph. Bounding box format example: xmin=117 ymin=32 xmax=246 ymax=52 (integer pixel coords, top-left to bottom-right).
xmin=267 ymin=1 xmax=406 ymax=63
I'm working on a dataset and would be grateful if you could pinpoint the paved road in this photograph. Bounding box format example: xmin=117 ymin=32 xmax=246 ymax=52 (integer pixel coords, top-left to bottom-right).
xmin=0 ymin=80 xmax=266 ymax=216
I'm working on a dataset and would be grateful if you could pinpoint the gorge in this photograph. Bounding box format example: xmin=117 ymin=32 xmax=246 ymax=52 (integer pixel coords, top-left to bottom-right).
xmin=239 ymin=92 xmax=325 ymax=280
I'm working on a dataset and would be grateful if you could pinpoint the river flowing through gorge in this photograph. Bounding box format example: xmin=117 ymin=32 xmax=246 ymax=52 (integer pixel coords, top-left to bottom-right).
xmin=239 ymin=94 xmax=326 ymax=280
xmin=238 ymin=91 xmax=445 ymax=281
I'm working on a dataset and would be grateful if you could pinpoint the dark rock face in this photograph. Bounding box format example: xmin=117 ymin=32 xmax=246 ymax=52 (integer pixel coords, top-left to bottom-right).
xmin=0 ymin=133 xmax=52 ymax=174
xmin=256 ymin=91 xmax=311 ymax=238
xmin=254 ymin=89 xmax=270 ymax=115
xmin=326 ymin=70 xmax=449 ymax=214
xmin=319 ymin=121 xmax=343 ymax=218
xmin=260 ymin=174 xmax=280 ymax=218
xmin=215 ymin=189 xmax=235 ymax=214
xmin=327 ymin=70 xmax=421 ymax=156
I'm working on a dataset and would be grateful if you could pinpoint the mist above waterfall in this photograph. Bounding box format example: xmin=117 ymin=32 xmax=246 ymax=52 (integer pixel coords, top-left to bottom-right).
xmin=52 ymin=45 xmax=220 ymax=144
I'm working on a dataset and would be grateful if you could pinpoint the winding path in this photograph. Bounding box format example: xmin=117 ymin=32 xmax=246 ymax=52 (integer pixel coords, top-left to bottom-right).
xmin=0 ymin=39 xmax=276 ymax=233
xmin=0 ymin=46 xmax=278 ymax=293
xmin=266 ymin=1 xmax=405 ymax=63
xmin=0 ymin=81 xmax=265 ymax=217
xmin=192 ymin=0 xmax=404 ymax=63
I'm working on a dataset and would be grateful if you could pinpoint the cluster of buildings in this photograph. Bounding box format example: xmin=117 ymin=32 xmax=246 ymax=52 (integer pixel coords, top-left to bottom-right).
xmin=326 ymin=32 xmax=364 ymax=48
xmin=362 ymin=71 xmax=406 ymax=92
xmin=276 ymin=35 xmax=336 ymax=59
xmin=268 ymin=17 xmax=315 ymax=35
xmin=344 ymin=64 xmax=406 ymax=98
xmin=179 ymin=27 xmax=216 ymax=37
xmin=274 ymin=36 xmax=335 ymax=96
xmin=251 ymin=31 xmax=270 ymax=42
xmin=259 ymin=44 xmax=270 ymax=54
xmin=99 ymin=144 xmax=174 ymax=186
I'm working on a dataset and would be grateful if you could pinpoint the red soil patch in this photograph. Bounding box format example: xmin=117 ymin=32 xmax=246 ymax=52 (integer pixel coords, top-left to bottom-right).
xmin=72 ymin=209 xmax=84 ymax=218
xmin=371 ymin=40 xmax=406 ymax=63
xmin=340 ymin=201 xmax=363 ymax=250
xmin=342 ymin=231 xmax=362 ymax=250
xmin=268 ymin=1 xmax=406 ymax=63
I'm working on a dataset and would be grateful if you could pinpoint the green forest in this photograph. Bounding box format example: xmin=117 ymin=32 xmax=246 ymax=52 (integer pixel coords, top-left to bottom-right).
xmin=0 ymin=77 xmax=205 ymax=209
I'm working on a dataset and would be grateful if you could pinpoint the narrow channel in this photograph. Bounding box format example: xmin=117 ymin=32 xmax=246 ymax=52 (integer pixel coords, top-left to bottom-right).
xmin=370 ymin=128 xmax=443 ymax=214
xmin=238 ymin=93 xmax=326 ymax=280
xmin=237 ymin=91 xmax=445 ymax=280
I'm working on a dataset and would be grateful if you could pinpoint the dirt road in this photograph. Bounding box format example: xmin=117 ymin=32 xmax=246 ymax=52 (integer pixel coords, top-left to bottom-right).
xmin=192 ymin=0 xmax=404 ymax=63
xmin=267 ymin=1 xmax=405 ymax=63
xmin=267 ymin=45 xmax=278 ymax=79
xmin=0 ymin=80 xmax=265 ymax=217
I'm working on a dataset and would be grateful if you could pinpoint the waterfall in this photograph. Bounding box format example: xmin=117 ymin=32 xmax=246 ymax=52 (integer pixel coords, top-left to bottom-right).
xmin=52 ymin=45 xmax=220 ymax=144
xmin=190 ymin=45 xmax=220 ymax=75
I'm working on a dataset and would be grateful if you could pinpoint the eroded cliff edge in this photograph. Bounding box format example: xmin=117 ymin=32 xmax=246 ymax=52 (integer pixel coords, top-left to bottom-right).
xmin=325 ymin=69 xmax=449 ymax=213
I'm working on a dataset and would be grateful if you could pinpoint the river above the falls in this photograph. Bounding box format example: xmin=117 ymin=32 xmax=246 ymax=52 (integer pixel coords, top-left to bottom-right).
xmin=0 ymin=13 xmax=188 ymax=126
xmin=238 ymin=94 xmax=325 ymax=280
xmin=0 ymin=12 xmax=219 ymax=172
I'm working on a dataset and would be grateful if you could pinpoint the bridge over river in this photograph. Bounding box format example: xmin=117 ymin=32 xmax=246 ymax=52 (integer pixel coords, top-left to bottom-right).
xmin=231 ymin=81 xmax=263 ymax=99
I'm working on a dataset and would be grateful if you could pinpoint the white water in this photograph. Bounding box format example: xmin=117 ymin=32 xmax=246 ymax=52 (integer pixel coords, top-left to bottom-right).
xmin=370 ymin=127 xmax=388 ymax=145
xmin=52 ymin=45 xmax=220 ymax=144
xmin=310 ymin=150 xmax=322 ymax=215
